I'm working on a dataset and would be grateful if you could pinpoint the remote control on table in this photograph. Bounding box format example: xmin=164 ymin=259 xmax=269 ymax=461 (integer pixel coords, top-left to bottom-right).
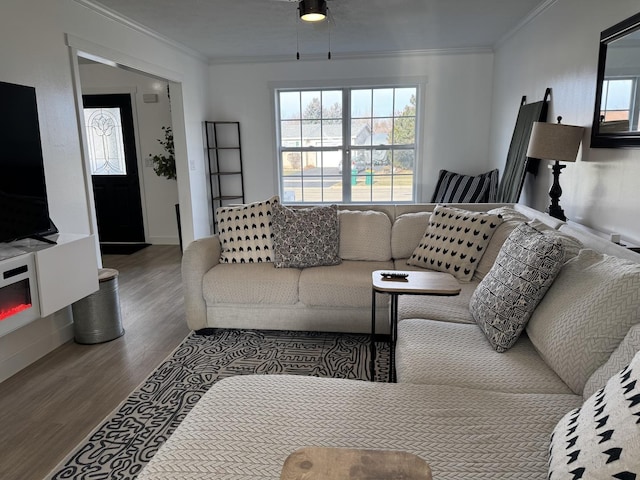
xmin=380 ymin=272 xmax=409 ymax=279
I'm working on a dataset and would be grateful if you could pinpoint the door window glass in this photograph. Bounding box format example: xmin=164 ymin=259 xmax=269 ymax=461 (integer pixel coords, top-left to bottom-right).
xmin=84 ymin=108 xmax=127 ymax=175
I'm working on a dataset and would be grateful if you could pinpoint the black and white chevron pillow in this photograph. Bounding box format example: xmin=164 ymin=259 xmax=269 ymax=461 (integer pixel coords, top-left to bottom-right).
xmin=549 ymin=349 xmax=640 ymax=480
xmin=407 ymin=205 xmax=503 ymax=282
xmin=216 ymin=196 xmax=279 ymax=264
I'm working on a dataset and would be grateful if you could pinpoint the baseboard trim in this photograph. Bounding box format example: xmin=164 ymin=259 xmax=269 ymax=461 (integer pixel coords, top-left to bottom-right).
xmin=148 ymin=236 xmax=180 ymax=245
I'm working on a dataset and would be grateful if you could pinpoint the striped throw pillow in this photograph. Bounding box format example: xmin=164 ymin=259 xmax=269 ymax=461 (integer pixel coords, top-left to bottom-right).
xmin=431 ymin=169 xmax=499 ymax=203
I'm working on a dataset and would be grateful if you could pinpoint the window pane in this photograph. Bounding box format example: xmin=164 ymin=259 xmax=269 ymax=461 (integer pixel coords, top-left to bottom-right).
xmin=373 ymin=88 xmax=393 ymax=117
xmin=372 ymin=177 xmax=392 ymax=202
xmin=322 ymin=90 xmax=342 ymax=119
xmin=351 ymin=119 xmax=371 ymax=146
xmin=393 ymin=149 xmax=415 ymax=171
xmin=301 ymin=177 xmax=324 ymax=202
xmin=392 ymin=117 xmax=416 ymax=145
xmin=302 ymin=120 xmax=321 ymax=146
xmin=322 ymin=120 xmax=342 ymax=146
xmin=352 ymin=149 xmax=371 ymax=172
xmin=602 ymin=79 xmax=632 ymax=110
xmin=391 ymin=174 xmax=414 ymax=202
xmin=320 ymin=150 xmax=341 ymax=173
xmin=301 ymin=150 xmax=320 ymax=170
xmin=279 ymin=91 xmax=300 ymax=120
xmin=395 ymin=89 xmax=416 ymax=116
xmin=372 ymin=148 xmax=389 ymax=168
xmin=351 ymin=89 xmax=372 ymax=118
xmin=281 ymin=120 xmax=301 ymax=147
xmin=84 ymin=108 xmax=127 ymax=176
xmin=282 ymin=151 xmax=302 ymax=176
xmin=373 ymin=119 xmax=392 ymax=145
xmin=281 ymin=174 xmax=300 ymax=202
xmin=301 ymin=91 xmax=322 ymax=119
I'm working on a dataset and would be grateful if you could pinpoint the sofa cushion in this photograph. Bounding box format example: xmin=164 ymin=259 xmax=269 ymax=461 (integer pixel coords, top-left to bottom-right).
xmin=473 ymin=205 xmax=532 ymax=280
xmin=299 ymin=260 xmax=393 ymax=308
xmin=407 ymin=205 xmax=503 ymax=282
xmin=203 ymin=263 xmax=300 ymax=305
xmin=584 ymin=323 xmax=640 ymax=399
xmin=271 ymin=203 xmax=341 ymax=268
xmin=338 ymin=210 xmax=392 ymax=261
xmin=396 ymin=319 xmax=573 ymax=394
xmin=396 ymin=264 xmax=477 ymax=323
xmin=526 ymin=249 xmax=640 ymax=395
xmin=391 ymin=212 xmax=430 ymax=259
xmin=431 ymin=168 xmax=499 ymax=203
xmin=548 ymin=350 xmax=640 ymax=480
xmin=216 ymin=196 xmax=278 ymax=264
xmin=470 ymin=223 xmax=565 ymax=352
xmin=487 ymin=206 xmax=532 ymax=222
xmin=138 ymin=375 xmax=582 ymax=480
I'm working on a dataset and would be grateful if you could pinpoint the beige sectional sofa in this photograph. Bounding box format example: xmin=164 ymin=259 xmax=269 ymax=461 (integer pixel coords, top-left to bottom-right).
xmin=140 ymin=202 xmax=640 ymax=480
xmin=182 ymin=202 xmax=559 ymax=333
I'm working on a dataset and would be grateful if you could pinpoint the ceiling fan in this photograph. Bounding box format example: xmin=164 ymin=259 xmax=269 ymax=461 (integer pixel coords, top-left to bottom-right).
xmin=271 ymin=0 xmax=335 ymax=59
xmin=272 ymin=0 xmax=332 ymax=23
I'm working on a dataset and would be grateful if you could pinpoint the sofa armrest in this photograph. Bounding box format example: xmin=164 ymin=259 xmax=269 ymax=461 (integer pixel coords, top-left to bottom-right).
xmin=182 ymin=235 xmax=221 ymax=330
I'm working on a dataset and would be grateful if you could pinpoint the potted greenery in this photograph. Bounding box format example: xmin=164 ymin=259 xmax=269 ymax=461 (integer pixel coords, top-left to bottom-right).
xmin=149 ymin=126 xmax=176 ymax=180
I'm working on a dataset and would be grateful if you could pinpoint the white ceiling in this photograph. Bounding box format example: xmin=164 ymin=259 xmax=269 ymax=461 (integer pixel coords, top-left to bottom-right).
xmin=82 ymin=0 xmax=548 ymax=63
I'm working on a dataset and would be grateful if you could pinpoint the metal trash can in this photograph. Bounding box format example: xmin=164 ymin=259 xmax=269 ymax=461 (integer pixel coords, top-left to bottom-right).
xmin=72 ymin=268 xmax=124 ymax=344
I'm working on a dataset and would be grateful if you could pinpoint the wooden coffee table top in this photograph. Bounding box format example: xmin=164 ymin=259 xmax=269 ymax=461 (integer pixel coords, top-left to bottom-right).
xmin=280 ymin=446 xmax=432 ymax=480
xmin=372 ymin=270 xmax=461 ymax=295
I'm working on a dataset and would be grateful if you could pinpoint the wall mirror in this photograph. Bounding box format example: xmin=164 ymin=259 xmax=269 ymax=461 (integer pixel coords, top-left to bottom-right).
xmin=591 ymin=11 xmax=640 ymax=148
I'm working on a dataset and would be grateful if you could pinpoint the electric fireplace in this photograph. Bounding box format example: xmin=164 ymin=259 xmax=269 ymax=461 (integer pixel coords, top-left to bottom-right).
xmin=0 ymin=254 xmax=40 ymax=337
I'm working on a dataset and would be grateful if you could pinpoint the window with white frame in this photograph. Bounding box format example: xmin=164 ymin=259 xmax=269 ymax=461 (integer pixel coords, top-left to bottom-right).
xmin=600 ymin=77 xmax=640 ymax=131
xmin=276 ymin=86 xmax=418 ymax=203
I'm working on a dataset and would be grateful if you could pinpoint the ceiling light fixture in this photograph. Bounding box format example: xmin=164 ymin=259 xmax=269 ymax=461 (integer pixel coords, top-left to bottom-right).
xmin=299 ymin=0 xmax=327 ymax=22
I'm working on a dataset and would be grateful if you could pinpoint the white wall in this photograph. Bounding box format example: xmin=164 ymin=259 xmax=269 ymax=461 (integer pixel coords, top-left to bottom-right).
xmin=208 ymin=52 xmax=495 ymax=205
xmin=490 ymin=0 xmax=640 ymax=244
xmin=79 ymin=63 xmax=180 ymax=245
xmin=0 ymin=0 xmax=209 ymax=380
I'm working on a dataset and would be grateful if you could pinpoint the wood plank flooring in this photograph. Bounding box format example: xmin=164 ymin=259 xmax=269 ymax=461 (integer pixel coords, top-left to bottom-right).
xmin=0 ymin=245 xmax=190 ymax=480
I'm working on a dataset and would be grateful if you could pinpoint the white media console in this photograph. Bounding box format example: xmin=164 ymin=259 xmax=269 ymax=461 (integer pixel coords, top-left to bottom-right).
xmin=0 ymin=234 xmax=99 ymax=380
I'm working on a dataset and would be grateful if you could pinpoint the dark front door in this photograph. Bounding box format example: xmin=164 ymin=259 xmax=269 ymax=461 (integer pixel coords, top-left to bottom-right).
xmin=83 ymin=94 xmax=145 ymax=244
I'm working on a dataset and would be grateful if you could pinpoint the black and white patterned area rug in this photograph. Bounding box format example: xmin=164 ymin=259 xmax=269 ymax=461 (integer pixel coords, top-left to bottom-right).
xmin=46 ymin=328 xmax=390 ymax=480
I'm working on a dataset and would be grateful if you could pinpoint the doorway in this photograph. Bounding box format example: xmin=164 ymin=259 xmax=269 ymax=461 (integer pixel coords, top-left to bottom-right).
xmin=82 ymin=93 xmax=146 ymax=247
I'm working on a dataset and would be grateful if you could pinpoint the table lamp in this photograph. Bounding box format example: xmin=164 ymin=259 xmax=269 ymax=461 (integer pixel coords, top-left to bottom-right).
xmin=527 ymin=116 xmax=585 ymax=221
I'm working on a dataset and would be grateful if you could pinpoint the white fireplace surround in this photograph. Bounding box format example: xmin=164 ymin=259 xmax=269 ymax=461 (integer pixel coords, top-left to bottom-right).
xmin=0 ymin=234 xmax=99 ymax=382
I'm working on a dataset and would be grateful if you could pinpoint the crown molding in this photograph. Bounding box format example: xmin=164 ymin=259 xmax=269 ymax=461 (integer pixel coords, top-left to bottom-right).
xmin=494 ymin=0 xmax=559 ymax=49
xmin=208 ymin=46 xmax=494 ymax=66
xmin=72 ymin=0 xmax=208 ymax=63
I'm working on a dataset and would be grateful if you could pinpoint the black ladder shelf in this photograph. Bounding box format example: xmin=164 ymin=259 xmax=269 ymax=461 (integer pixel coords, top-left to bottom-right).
xmin=204 ymin=121 xmax=245 ymax=232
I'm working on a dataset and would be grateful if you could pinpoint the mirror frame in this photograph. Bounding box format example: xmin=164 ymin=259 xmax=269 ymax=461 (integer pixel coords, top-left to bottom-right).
xmin=591 ymin=11 xmax=640 ymax=148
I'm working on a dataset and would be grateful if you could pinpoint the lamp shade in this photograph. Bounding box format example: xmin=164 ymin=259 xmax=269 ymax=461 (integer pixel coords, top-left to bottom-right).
xmin=527 ymin=121 xmax=585 ymax=162
xmin=299 ymin=0 xmax=327 ymax=22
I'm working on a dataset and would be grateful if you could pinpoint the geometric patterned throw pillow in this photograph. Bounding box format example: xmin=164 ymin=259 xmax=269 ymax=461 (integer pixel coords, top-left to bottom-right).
xmin=271 ymin=203 xmax=341 ymax=268
xmin=407 ymin=205 xmax=503 ymax=282
xmin=216 ymin=196 xmax=279 ymax=264
xmin=470 ymin=223 xmax=565 ymax=352
xmin=548 ymin=349 xmax=640 ymax=480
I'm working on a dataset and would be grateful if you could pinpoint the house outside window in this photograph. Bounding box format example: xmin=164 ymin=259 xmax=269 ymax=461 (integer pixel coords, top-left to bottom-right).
xmin=276 ymin=86 xmax=418 ymax=203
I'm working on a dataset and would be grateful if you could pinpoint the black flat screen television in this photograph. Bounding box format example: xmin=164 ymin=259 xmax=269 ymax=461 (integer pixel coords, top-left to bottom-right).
xmin=0 ymin=81 xmax=57 ymax=244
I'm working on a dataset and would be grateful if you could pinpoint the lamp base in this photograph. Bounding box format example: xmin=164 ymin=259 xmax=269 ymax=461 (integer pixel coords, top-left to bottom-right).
xmin=548 ymin=160 xmax=567 ymax=221
xmin=547 ymin=204 xmax=566 ymax=222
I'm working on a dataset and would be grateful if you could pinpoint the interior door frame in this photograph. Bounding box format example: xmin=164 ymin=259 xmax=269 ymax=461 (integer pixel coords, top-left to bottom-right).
xmin=66 ymin=34 xmax=189 ymax=267
xmin=82 ymin=86 xmax=150 ymax=245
